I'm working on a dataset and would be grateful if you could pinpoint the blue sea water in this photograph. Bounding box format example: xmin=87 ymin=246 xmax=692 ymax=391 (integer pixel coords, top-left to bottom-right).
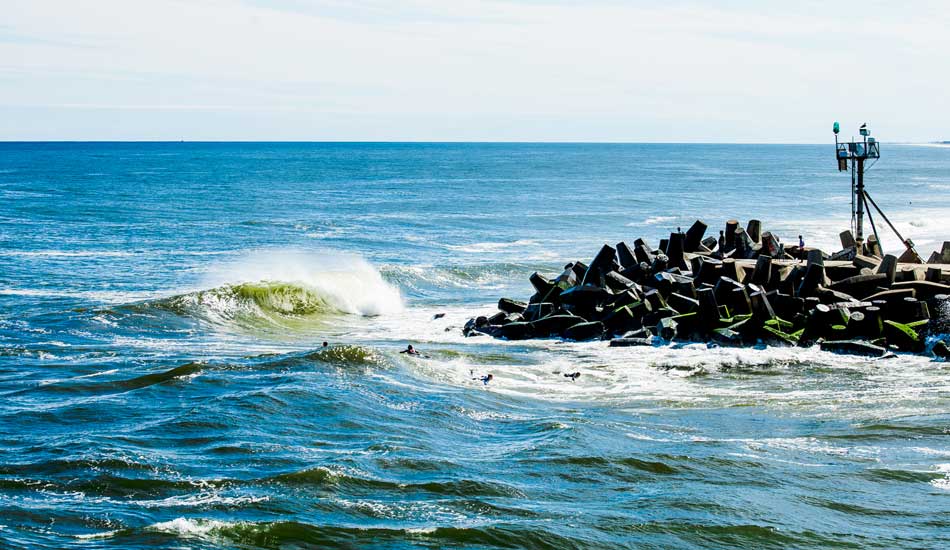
xmin=1 ymin=142 xmax=950 ymax=549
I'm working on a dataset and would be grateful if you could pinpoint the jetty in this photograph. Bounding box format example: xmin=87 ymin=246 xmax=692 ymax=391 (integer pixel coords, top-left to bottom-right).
xmin=464 ymin=124 xmax=950 ymax=359
xmin=463 ymin=220 xmax=950 ymax=358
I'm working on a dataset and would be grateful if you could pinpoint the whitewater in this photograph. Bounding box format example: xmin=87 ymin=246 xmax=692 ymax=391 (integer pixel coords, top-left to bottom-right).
xmin=1 ymin=142 xmax=950 ymax=549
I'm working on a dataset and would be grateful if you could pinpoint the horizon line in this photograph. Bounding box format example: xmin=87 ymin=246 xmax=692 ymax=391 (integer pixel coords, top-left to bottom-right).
xmin=1 ymin=139 xmax=938 ymax=146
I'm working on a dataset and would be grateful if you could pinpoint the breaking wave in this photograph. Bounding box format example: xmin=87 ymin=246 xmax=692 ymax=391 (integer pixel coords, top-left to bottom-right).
xmin=127 ymin=250 xmax=403 ymax=329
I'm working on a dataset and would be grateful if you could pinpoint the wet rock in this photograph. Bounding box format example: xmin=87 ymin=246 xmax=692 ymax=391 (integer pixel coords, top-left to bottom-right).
xmin=603 ymin=306 xmax=641 ymax=334
xmin=892 ymin=280 xmax=950 ymax=300
xmin=684 ymin=220 xmax=708 ymax=252
xmin=498 ymin=321 xmax=532 ymax=340
xmin=933 ymin=340 xmax=950 ymax=359
xmin=525 ymin=302 xmax=556 ymax=320
xmin=724 ymin=220 xmax=739 ymax=252
xmin=668 ymin=293 xmax=699 ymax=314
xmin=563 ymin=321 xmax=605 ymax=341
xmin=734 ymin=228 xmax=755 ymax=259
xmin=696 ymin=287 xmax=720 ymax=327
xmin=895 ymin=268 xmax=923 ymax=283
xmin=749 ymin=290 xmax=775 ymax=322
xmin=616 ymin=241 xmax=638 ymax=269
xmin=751 ymin=255 xmax=772 ymax=287
xmin=644 ymin=289 xmax=668 ymax=311
xmin=853 ymin=255 xmax=882 ymax=271
xmin=665 ymin=231 xmax=688 ymax=270
xmin=634 ymin=242 xmax=655 ymax=265
xmin=604 ymin=271 xmax=636 ymax=292
xmin=529 ymin=272 xmax=556 ymax=297
xmin=877 ymin=254 xmax=898 ymax=286
xmin=531 ymin=314 xmax=586 ymax=337
xmin=487 ymin=311 xmax=508 ymax=325
xmin=761 ymin=231 xmax=781 ymax=257
xmin=864 ymin=288 xmax=915 ymax=306
xmin=820 ymin=340 xmax=888 ymax=357
xmin=830 ymin=273 xmax=889 ymax=300
xmin=883 ymin=319 xmax=925 ymax=352
xmin=711 ymin=327 xmax=742 ymax=345
xmin=746 ymin=219 xmax=762 ymax=243
xmin=609 ymin=336 xmax=655 ymax=347
xmin=462 ymin=216 xmax=947 ymax=359
xmin=655 ymin=316 xmax=678 ymax=341
xmin=498 ymin=298 xmax=528 ymax=314
xmin=892 ymin=297 xmax=930 ymax=323
xmin=608 ymin=289 xmax=642 ymax=309
xmin=560 ymin=286 xmax=610 ymax=310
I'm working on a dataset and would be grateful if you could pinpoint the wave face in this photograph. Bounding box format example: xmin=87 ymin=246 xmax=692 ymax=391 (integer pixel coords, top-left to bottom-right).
xmin=3 ymin=142 xmax=950 ymax=550
xmin=119 ymin=250 xmax=405 ymax=332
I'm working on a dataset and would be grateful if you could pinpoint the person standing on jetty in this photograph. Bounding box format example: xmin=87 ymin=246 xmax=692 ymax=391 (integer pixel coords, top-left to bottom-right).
xmin=798 ymin=235 xmax=806 ymax=259
xmin=717 ymin=230 xmax=726 ymax=254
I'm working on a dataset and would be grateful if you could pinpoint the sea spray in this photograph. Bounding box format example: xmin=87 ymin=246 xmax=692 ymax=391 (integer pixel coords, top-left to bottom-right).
xmin=200 ymin=249 xmax=403 ymax=316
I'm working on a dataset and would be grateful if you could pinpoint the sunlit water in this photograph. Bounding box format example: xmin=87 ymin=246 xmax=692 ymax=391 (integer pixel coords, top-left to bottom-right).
xmin=1 ymin=142 xmax=949 ymax=549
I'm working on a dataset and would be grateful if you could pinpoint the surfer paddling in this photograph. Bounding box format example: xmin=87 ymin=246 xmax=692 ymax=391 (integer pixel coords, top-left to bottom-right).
xmin=400 ymin=344 xmax=422 ymax=356
xmin=469 ymin=370 xmax=494 ymax=385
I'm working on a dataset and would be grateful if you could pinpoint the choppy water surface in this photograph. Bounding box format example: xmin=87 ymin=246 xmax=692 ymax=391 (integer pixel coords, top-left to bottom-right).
xmin=1 ymin=142 xmax=950 ymax=549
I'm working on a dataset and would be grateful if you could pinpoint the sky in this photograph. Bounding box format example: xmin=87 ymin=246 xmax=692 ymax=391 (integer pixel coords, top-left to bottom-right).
xmin=2 ymin=0 xmax=949 ymax=142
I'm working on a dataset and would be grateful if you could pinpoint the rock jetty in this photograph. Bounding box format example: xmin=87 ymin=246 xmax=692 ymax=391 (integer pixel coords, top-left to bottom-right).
xmin=464 ymin=219 xmax=950 ymax=359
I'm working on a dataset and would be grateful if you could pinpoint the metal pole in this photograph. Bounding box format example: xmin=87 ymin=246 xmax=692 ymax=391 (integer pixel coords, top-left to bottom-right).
xmin=855 ymin=157 xmax=865 ymax=245
xmin=863 ymin=194 xmax=883 ymax=255
xmin=862 ymin=190 xmax=906 ymax=244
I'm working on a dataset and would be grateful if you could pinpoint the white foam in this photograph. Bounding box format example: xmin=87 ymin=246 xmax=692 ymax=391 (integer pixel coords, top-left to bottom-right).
xmin=74 ymin=530 xmax=118 ymax=540
xmin=446 ymin=239 xmax=538 ymax=253
xmin=147 ymin=517 xmax=238 ymax=536
xmin=200 ymin=248 xmax=404 ymax=317
xmin=626 ymin=215 xmax=678 ymax=227
xmin=0 ymin=250 xmax=135 ymax=258
xmin=932 ymin=463 xmax=950 ymax=491
xmin=135 ymin=493 xmax=268 ymax=508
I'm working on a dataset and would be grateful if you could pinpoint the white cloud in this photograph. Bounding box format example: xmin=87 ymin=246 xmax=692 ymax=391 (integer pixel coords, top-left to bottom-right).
xmin=2 ymin=0 xmax=949 ymax=141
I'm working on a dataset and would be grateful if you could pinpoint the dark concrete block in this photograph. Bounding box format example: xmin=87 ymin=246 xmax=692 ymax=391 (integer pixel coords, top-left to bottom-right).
xmin=563 ymin=321 xmax=605 ymax=341
xmin=820 ymin=340 xmax=888 ymax=357
xmin=531 ymin=314 xmax=586 ymax=337
xmin=746 ymin=219 xmax=762 ymax=243
xmin=604 ymin=270 xmax=636 ymax=292
xmin=525 ymin=302 xmax=556 ymax=320
xmin=876 ymin=254 xmax=898 ymax=286
xmin=498 ymin=321 xmax=533 ymax=340
xmin=668 ymin=293 xmax=700 ymax=314
xmin=830 ymin=273 xmax=889 ymax=300
xmin=685 ymin=220 xmax=708 ymax=252
xmin=498 ymin=297 xmax=528 ymax=314
xmin=656 ymin=317 xmax=678 ymax=341
xmin=609 ymin=337 xmax=656 ymax=347
xmin=725 ymin=220 xmax=739 ymax=251
xmin=529 ymin=272 xmax=556 ymax=296
xmin=616 ymin=241 xmax=637 ymax=269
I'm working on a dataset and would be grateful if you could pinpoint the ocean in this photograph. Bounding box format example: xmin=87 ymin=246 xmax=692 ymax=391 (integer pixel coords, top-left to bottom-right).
xmin=1 ymin=142 xmax=949 ymax=549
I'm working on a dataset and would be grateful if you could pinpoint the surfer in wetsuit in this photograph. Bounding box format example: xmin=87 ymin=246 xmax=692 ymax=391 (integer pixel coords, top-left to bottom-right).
xmin=322 ymin=341 xmax=328 ymax=348
xmin=400 ymin=344 xmax=422 ymax=356
xmin=469 ymin=370 xmax=493 ymax=384
xmin=564 ymin=372 xmax=581 ymax=381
